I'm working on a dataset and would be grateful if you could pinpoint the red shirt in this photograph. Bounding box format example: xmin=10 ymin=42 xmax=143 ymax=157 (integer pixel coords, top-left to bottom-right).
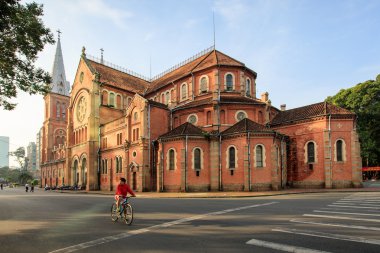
xmin=115 ymin=183 xmax=135 ymax=197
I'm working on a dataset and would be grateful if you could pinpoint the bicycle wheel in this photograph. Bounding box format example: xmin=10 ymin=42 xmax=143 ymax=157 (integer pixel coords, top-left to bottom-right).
xmin=123 ymin=204 xmax=133 ymax=225
xmin=110 ymin=203 xmax=119 ymax=222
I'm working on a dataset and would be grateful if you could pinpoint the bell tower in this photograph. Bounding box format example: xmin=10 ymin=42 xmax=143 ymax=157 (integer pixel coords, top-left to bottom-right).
xmin=41 ymin=30 xmax=70 ymax=164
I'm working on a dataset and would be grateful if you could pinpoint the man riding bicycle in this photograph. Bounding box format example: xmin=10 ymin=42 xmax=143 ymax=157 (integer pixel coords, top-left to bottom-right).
xmin=115 ymin=178 xmax=136 ymax=212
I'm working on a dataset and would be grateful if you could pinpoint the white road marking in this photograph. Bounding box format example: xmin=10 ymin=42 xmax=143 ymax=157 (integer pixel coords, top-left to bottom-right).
xmin=334 ymin=202 xmax=380 ymax=207
xmin=48 ymin=201 xmax=277 ymax=253
xmin=303 ymin=214 xmax=380 ymax=223
xmin=246 ymin=238 xmax=331 ymax=253
xmin=290 ymin=219 xmax=380 ymax=231
xmin=313 ymin=210 xmax=380 ymax=217
xmin=272 ymin=228 xmax=380 ymax=245
xmin=328 ymin=204 xmax=380 ymax=210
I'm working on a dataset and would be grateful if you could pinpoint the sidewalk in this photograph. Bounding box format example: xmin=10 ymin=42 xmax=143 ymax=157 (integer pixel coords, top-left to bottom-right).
xmin=63 ymin=185 xmax=379 ymax=198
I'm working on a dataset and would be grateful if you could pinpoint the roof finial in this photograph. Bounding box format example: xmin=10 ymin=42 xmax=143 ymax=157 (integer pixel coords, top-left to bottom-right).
xmin=57 ymin=29 xmax=61 ymax=40
xmin=100 ymin=48 xmax=104 ymax=64
xmin=81 ymin=46 xmax=86 ymax=57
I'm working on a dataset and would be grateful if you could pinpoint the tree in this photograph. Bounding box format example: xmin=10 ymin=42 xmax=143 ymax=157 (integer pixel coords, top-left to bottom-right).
xmin=326 ymin=75 xmax=380 ymax=166
xmin=9 ymin=146 xmax=26 ymax=169
xmin=0 ymin=0 xmax=55 ymax=110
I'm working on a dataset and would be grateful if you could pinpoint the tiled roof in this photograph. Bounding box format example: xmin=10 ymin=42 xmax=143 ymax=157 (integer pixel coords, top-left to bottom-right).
xmin=159 ymin=122 xmax=205 ymax=139
xmin=221 ymin=118 xmax=269 ymax=135
xmin=87 ymin=59 xmax=149 ymax=93
xmin=147 ymin=99 xmax=169 ymax=109
xmin=220 ymin=95 xmax=266 ymax=105
xmin=173 ymin=97 xmax=213 ymax=111
xmin=146 ymin=50 xmax=256 ymax=94
xmin=270 ymin=102 xmax=355 ymax=126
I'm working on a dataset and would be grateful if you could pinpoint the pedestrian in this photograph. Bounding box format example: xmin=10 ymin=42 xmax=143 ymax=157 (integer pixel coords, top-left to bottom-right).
xmin=25 ymin=183 xmax=29 ymax=192
xmin=31 ymin=184 xmax=34 ymax=192
xmin=0 ymin=183 xmax=3 ymax=190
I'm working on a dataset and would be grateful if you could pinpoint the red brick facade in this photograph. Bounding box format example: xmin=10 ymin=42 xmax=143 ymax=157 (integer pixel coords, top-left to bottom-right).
xmin=40 ymin=45 xmax=362 ymax=192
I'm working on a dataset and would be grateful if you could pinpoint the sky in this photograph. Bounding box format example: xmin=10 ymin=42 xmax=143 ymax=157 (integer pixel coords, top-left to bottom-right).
xmin=1 ymin=0 xmax=380 ymax=166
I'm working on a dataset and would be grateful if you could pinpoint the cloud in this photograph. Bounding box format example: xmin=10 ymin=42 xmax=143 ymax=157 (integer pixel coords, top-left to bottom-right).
xmin=63 ymin=0 xmax=133 ymax=29
xmin=213 ymin=0 xmax=249 ymax=27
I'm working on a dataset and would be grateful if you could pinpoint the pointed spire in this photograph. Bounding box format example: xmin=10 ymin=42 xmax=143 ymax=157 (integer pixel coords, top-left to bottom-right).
xmin=50 ymin=30 xmax=70 ymax=96
xmin=100 ymin=48 xmax=104 ymax=64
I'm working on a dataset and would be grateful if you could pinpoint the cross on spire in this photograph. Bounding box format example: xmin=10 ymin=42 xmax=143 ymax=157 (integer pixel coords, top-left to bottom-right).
xmin=57 ymin=29 xmax=62 ymax=39
xmin=100 ymin=48 xmax=104 ymax=64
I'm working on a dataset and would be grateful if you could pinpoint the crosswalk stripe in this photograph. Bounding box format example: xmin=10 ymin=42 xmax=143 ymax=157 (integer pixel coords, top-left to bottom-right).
xmin=303 ymin=214 xmax=380 ymax=222
xmin=290 ymin=219 xmax=380 ymax=231
xmin=246 ymin=238 xmax=331 ymax=253
xmin=334 ymin=202 xmax=380 ymax=207
xmin=272 ymin=228 xmax=380 ymax=245
xmin=313 ymin=210 xmax=380 ymax=217
xmin=328 ymin=204 xmax=380 ymax=210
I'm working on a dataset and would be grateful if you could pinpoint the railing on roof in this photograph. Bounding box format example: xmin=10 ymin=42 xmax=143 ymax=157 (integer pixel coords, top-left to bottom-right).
xmin=86 ymin=45 xmax=215 ymax=82
xmin=151 ymin=45 xmax=215 ymax=81
xmin=86 ymin=54 xmax=151 ymax=81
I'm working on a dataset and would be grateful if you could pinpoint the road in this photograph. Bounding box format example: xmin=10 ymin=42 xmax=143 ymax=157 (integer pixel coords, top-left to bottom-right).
xmin=0 ymin=187 xmax=379 ymax=253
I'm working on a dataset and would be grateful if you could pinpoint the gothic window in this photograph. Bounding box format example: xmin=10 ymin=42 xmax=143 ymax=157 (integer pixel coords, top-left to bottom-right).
xmin=169 ymin=149 xmax=175 ymax=170
xmin=256 ymin=145 xmax=263 ymax=167
xmin=181 ymin=83 xmax=188 ymax=99
xmin=200 ymin=76 xmax=208 ymax=93
xmin=61 ymin=103 xmax=66 ymax=119
xmin=119 ymin=157 xmax=123 ymax=173
xmin=56 ymin=102 xmax=60 ymax=119
xmin=194 ymin=148 xmax=201 ymax=170
xmin=229 ymin=146 xmax=236 ymax=169
xmin=307 ymin=142 xmax=315 ymax=163
xmin=226 ymin=74 xmax=233 ymax=91
xmin=246 ymin=79 xmax=251 ymax=96
xmin=102 ymin=90 xmax=108 ymax=105
xmin=116 ymin=94 xmax=122 ymax=109
xmin=115 ymin=157 xmax=119 ymax=173
xmin=336 ymin=140 xmax=343 ymax=162
xmin=133 ymin=112 xmax=138 ymax=122
xmin=161 ymin=93 xmax=165 ymax=104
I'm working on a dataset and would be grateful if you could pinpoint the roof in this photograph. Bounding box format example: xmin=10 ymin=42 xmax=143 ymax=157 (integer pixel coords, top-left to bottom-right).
xmin=147 ymin=99 xmax=169 ymax=110
xmin=87 ymin=59 xmax=149 ymax=93
xmin=159 ymin=122 xmax=205 ymax=139
xmin=173 ymin=97 xmax=213 ymax=111
xmin=146 ymin=50 xmax=257 ymax=94
xmin=220 ymin=95 xmax=266 ymax=105
xmin=270 ymin=102 xmax=355 ymax=126
xmin=221 ymin=118 xmax=269 ymax=135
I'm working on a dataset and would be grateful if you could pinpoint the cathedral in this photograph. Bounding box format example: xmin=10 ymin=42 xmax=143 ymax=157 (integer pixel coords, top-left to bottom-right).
xmin=40 ymin=36 xmax=362 ymax=192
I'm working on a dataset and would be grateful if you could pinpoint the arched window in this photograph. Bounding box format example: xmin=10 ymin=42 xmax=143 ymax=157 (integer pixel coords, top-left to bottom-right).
xmin=256 ymin=145 xmax=263 ymax=167
xmin=307 ymin=142 xmax=315 ymax=163
xmin=220 ymin=110 xmax=225 ymax=124
xmin=194 ymin=148 xmax=201 ymax=170
xmin=229 ymin=146 xmax=236 ymax=168
xmin=246 ymin=79 xmax=251 ymax=96
xmin=207 ymin=111 xmax=212 ymax=125
xmin=336 ymin=140 xmax=343 ymax=162
xmin=169 ymin=149 xmax=175 ymax=170
xmin=165 ymin=91 xmax=170 ymax=105
xmin=161 ymin=93 xmax=165 ymax=104
xmin=119 ymin=157 xmax=123 ymax=173
xmin=56 ymin=102 xmax=60 ymax=119
xmin=200 ymin=77 xmax=208 ymax=93
xmin=181 ymin=83 xmax=187 ymax=99
xmin=109 ymin=93 xmax=115 ymax=107
xmin=115 ymin=157 xmax=119 ymax=173
xmin=102 ymin=90 xmax=108 ymax=105
xmin=116 ymin=95 xmax=122 ymax=109
xmin=226 ymin=74 xmax=233 ymax=91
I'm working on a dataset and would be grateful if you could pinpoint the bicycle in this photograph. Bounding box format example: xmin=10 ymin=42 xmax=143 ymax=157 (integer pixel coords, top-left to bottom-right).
xmin=111 ymin=197 xmax=133 ymax=225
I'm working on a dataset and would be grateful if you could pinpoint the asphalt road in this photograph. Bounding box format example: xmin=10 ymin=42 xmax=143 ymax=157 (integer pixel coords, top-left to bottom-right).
xmin=0 ymin=187 xmax=379 ymax=253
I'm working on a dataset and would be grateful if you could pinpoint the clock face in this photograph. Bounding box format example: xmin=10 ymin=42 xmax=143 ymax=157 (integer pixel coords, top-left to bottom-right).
xmin=237 ymin=111 xmax=247 ymax=121
xmin=76 ymin=96 xmax=87 ymax=122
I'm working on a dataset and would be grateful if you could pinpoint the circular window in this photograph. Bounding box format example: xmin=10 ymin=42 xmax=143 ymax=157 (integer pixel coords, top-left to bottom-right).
xmin=132 ymin=151 xmax=137 ymax=157
xmin=188 ymin=114 xmax=197 ymax=124
xmin=236 ymin=111 xmax=247 ymax=121
xmin=76 ymin=96 xmax=87 ymax=122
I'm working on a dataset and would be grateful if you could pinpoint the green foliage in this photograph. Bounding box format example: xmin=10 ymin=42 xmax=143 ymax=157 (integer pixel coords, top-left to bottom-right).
xmin=0 ymin=0 xmax=55 ymax=110
xmin=8 ymin=146 xmax=26 ymax=168
xmin=0 ymin=166 xmax=34 ymax=184
xmin=326 ymin=76 xmax=380 ymax=166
